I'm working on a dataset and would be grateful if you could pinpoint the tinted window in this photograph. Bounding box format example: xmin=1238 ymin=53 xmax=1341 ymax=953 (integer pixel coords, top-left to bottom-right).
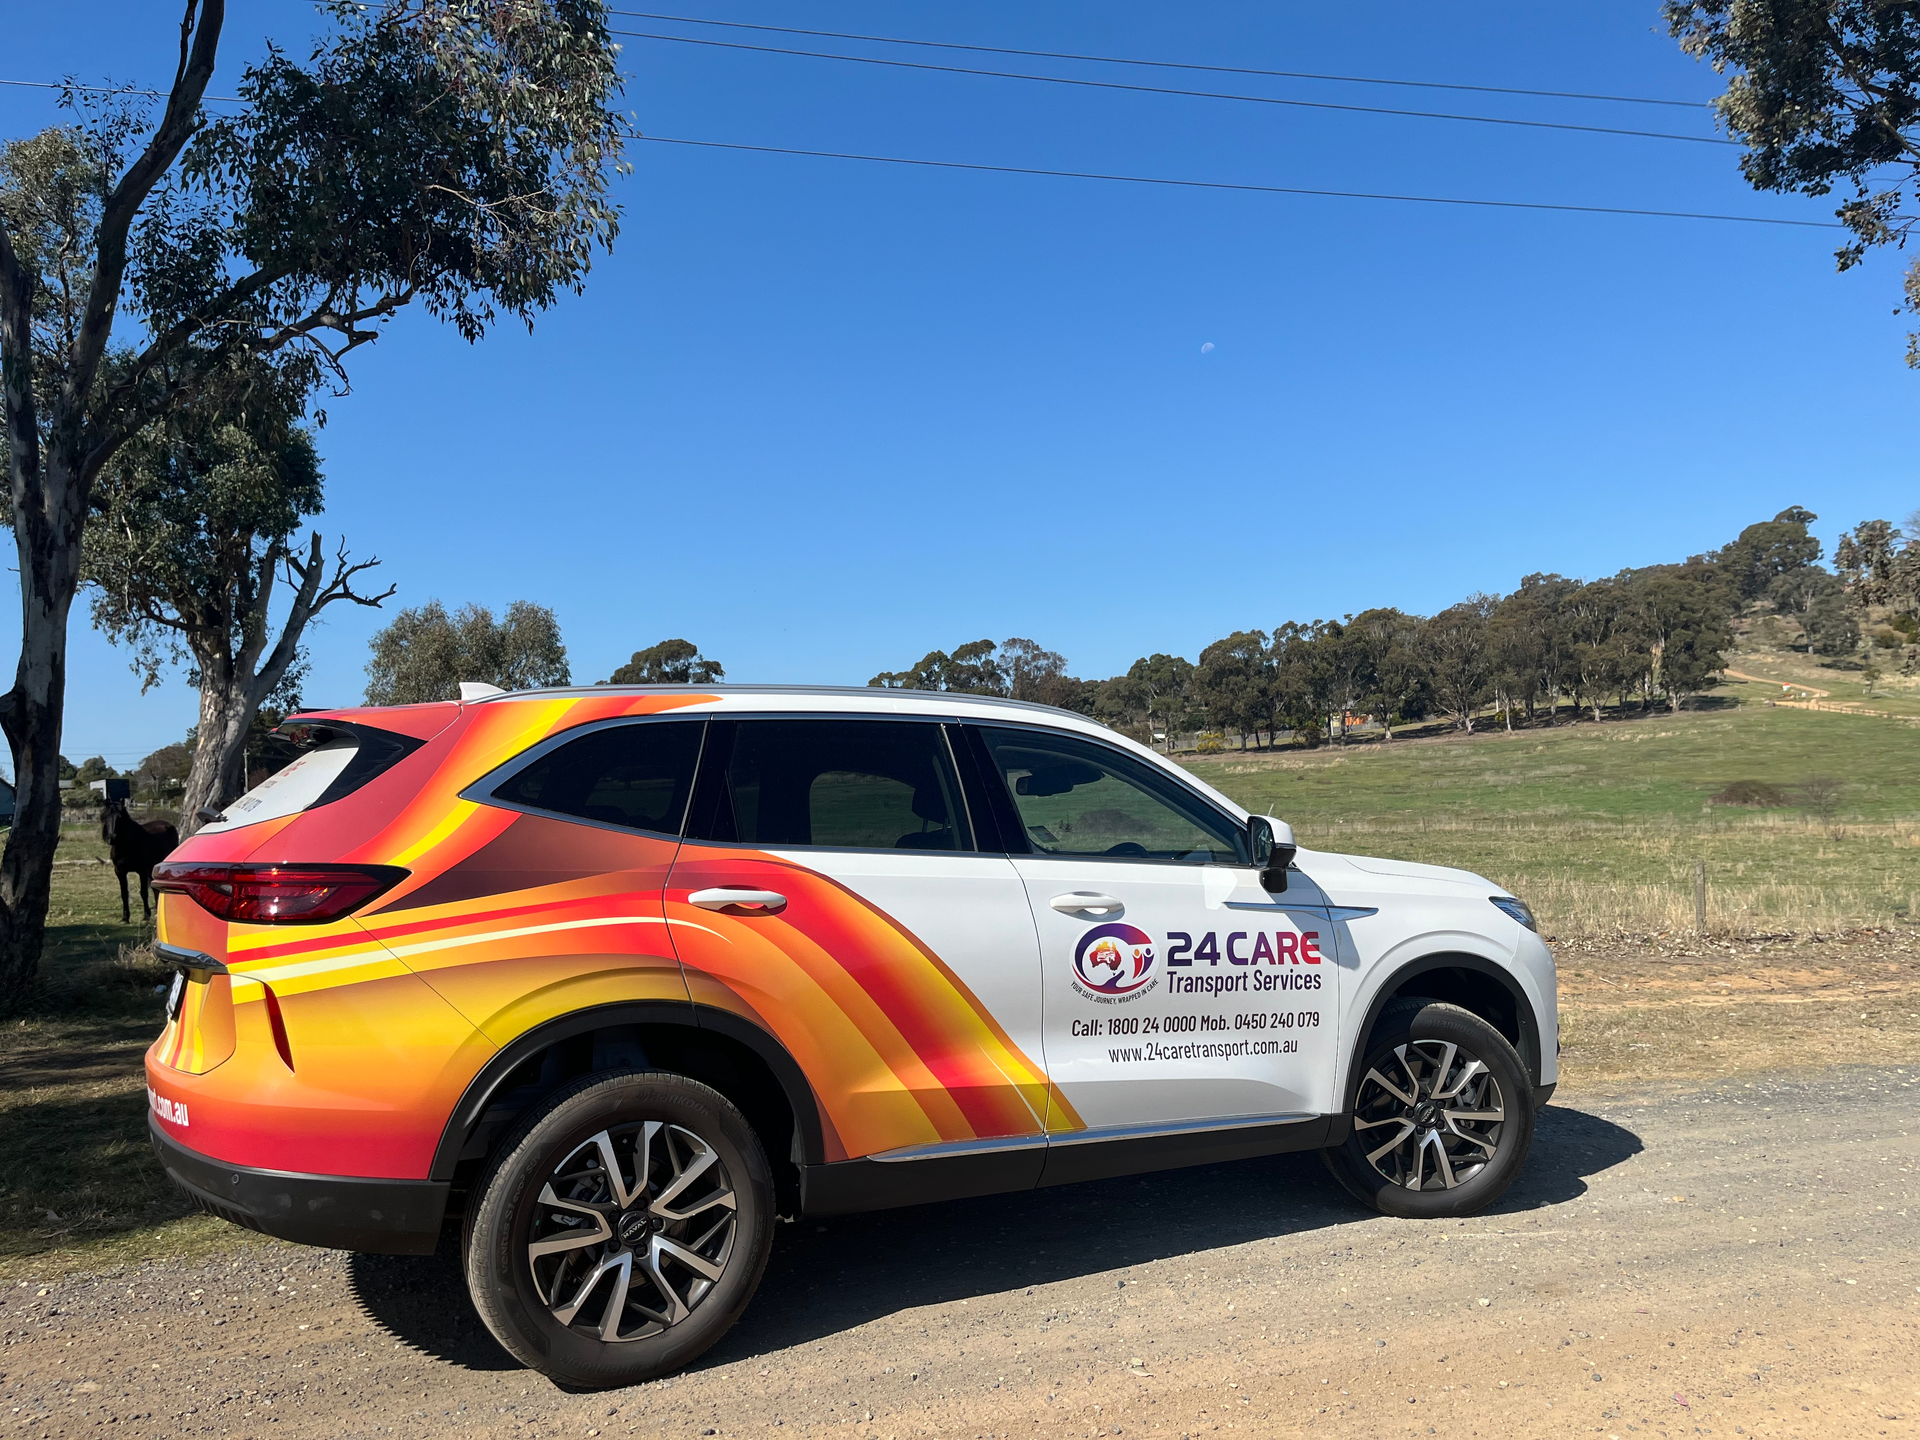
xmin=493 ymin=721 xmax=704 ymax=834
xmin=196 ymin=724 xmax=423 ymax=835
xmin=976 ymin=726 xmax=1246 ymax=863
xmin=691 ymin=720 xmax=968 ymax=850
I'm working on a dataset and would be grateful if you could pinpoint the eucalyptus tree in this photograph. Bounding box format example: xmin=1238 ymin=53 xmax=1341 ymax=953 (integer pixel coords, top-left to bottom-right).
xmin=365 ymin=600 xmax=570 ymax=705
xmin=1348 ymin=607 xmax=1428 ymax=740
xmin=1270 ymin=622 xmax=1340 ymax=746
xmin=1669 ymin=2 xmax=1920 ymax=363
xmin=870 ymin=640 xmax=1006 ymax=695
xmin=1192 ymin=630 xmax=1271 ymax=748
xmin=1836 ymin=517 xmax=1919 ymax=618
xmin=1508 ymin=573 xmax=1581 ymax=719
xmin=1632 ymin=561 xmax=1734 ymax=708
xmin=999 ymin=637 xmax=1069 ymax=704
xmin=607 ymin=639 xmax=724 ymax=685
xmin=0 ymin=0 xmax=623 ymax=998
xmin=1117 ymin=653 xmax=1196 ymax=752
xmin=1567 ymin=579 xmax=1635 ymax=721
xmin=1421 ymin=596 xmax=1496 ymax=733
xmin=83 ymin=361 xmax=392 ymax=830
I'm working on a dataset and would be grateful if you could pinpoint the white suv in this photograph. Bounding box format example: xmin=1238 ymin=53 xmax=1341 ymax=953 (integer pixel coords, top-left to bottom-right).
xmin=148 ymin=685 xmax=1557 ymax=1387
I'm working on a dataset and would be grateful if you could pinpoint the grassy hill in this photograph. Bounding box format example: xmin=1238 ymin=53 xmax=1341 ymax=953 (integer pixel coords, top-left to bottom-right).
xmin=1185 ymin=664 xmax=1920 ymax=939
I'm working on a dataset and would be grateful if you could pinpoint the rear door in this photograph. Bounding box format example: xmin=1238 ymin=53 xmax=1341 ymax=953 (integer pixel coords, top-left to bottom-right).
xmin=664 ymin=717 xmax=1052 ymax=1166
xmin=967 ymin=724 xmax=1338 ymax=1133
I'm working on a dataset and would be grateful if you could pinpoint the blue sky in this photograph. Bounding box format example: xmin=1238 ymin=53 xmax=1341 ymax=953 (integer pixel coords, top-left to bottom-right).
xmin=4 ymin=2 xmax=1914 ymax=771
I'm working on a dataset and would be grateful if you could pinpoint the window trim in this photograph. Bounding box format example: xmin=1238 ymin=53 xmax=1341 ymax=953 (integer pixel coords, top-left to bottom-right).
xmin=681 ymin=714 xmax=982 ymax=856
xmin=461 ymin=715 xmax=710 ymax=839
xmin=967 ymin=721 xmax=1253 ymax=868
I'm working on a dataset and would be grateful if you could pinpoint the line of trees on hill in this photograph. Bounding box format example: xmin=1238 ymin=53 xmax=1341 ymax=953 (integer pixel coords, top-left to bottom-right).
xmin=868 ymin=506 xmax=1918 ymax=749
xmin=104 ymin=504 xmax=1915 ymax=817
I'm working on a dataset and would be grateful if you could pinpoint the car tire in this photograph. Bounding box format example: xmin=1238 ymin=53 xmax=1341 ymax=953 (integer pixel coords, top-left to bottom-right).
xmin=463 ymin=1069 xmax=774 ymax=1387
xmin=1321 ymin=999 xmax=1536 ymax=1220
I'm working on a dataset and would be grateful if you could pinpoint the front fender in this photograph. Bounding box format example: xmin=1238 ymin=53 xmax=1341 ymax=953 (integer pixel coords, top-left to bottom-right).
xmin=1328 ymin=919 xmax=1550 ymax=1117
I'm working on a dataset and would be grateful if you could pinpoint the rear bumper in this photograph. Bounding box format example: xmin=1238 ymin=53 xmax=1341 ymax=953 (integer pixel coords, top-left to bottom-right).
xmin=150 ymin=1118 xmax=449 ymax=1256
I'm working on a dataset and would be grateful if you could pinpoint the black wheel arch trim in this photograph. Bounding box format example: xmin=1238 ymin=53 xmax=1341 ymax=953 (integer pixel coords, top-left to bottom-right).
xmin=1339 ymin=951 xmax=1544 ymax=1118
xmin=429 ymin=1001 xmax=825 ymax=1182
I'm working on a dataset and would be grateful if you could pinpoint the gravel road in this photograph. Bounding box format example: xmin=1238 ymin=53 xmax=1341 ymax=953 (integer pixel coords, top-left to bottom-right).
xmin=5 ymin=1066 xmax=1916 ymax=1439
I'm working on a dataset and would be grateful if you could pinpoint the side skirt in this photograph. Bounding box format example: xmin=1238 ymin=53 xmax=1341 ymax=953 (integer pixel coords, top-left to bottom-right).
xmin=800 ymin=1114 xmax=1331 ymax=1217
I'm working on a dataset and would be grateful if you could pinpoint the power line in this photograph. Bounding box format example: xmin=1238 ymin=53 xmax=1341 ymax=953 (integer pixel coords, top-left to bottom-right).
xmin=608 ymin=28 xmax=1734 ymax=147
xmin=2 ymin=77 xmax=1819 ymax=229
xmin=0 ymin=77 xmax=244 ymax=104
xmin=632 ymin=132 xmax=1837 ymax=228
xmin=608 ymin=10 xmax=1712 ymax=111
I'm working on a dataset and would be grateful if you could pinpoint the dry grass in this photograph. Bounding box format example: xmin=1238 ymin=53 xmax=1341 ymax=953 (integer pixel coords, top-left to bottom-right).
xmin=1306 ymin=814 xmax=1920 ymax=939
xmin=1553 ymin=929 xmax=1920 ymax=1092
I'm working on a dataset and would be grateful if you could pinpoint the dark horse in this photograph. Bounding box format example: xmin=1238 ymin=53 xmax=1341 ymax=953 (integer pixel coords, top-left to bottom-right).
xmin=102 ymin=799 xmax=178 ymax=924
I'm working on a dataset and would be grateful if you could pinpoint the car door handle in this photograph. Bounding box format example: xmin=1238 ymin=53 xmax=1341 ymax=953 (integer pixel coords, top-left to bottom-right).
xmin=1050 ymin=892 xmax=1125 ymax=916
xmin=688 ymin=888 xmax=788 ymax=914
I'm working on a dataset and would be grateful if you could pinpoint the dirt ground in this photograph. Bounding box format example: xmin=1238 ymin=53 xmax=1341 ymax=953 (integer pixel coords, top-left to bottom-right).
xmin=4 ymin=1053 xmax=1917 ymax=1439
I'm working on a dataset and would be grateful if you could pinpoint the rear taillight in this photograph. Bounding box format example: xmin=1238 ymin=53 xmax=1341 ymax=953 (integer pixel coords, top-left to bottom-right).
xmin=151 ymin=863 xmax=407 ymax=925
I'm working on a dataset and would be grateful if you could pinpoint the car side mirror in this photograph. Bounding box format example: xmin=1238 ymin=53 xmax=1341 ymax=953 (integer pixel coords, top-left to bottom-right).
xmin=1248 ymin=815 xmax=1297 ymax=893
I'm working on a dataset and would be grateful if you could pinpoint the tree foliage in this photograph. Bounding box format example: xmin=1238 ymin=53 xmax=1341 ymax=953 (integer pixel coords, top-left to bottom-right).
xmin=1717 ymin=507 xmax=1821 ymax=599
xmin=0 ymin=0 xmax=626 ymax=1003
xmin=607 ymin=639 xmax=723 ymax=685
xmin=1667 ymin=1 xmax=1920 ymax=361
xmin=364 ymin=599 xmax=569 ymax=704
xmin=79 ymin=359 xmax=391 ymax=825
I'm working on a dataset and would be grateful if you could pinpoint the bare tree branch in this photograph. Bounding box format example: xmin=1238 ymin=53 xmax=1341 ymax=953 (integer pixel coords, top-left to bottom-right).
xmin=248 ymin=532 xmax=390 ymax=712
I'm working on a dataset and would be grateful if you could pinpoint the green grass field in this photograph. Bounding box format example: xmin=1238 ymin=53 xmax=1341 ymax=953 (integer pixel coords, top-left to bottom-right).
xmin=1185 ymin=690 xmax=1920 ymax=937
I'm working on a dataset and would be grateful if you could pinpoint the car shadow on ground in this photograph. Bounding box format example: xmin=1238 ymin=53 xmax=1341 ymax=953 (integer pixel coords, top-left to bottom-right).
xmin=346 ymin=1100 xmax=1642 ymax=1375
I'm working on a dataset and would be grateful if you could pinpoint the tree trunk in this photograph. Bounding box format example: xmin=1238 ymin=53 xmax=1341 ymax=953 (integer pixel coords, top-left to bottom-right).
xmin=0 ymin=452 xmax=88 ymax=1008
xmin=179 ymin=650 xmax=255 ymax=832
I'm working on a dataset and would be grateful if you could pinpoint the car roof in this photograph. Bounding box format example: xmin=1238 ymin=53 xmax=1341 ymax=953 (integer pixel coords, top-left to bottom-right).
xmin=472 ymin=683 xmax=1099 ymax=726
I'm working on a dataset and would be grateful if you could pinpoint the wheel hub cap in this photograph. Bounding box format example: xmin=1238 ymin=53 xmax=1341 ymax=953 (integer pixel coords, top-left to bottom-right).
xmin=525 ymin=1120 xmax=739 ymax=1343
xmin=1351 ymin=1038 xmax=1507 ymax=1191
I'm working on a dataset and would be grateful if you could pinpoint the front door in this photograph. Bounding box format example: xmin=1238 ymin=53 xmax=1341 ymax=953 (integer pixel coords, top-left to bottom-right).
xmin=665 ymin=717 xmax=1054 ymax=1166
xmin=969 ymin=724 xmax=1339 ymax=1133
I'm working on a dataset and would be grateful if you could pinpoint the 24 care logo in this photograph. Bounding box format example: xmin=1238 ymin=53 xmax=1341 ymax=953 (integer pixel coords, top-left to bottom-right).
xmin=1071 ymin=923 xmax=1159 ymax=1004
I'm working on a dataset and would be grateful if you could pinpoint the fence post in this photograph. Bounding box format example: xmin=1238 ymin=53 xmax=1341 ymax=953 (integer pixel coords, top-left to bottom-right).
xmin=1693 ymin=859 xmax=1707 ymax=933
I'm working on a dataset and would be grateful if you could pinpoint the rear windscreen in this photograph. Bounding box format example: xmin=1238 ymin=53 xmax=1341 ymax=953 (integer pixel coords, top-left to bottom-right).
xmin=195 ymin=725 xmax=423 ymax=833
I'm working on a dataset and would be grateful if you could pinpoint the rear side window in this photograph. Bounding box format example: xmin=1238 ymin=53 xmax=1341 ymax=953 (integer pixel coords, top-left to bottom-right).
xmin=492 ymin=720 xmax=705 ymax=834
xmin=197 ymin=724 xmax=423 ymax=834
xmin=687 ymin=719 xmax=970 ymax=851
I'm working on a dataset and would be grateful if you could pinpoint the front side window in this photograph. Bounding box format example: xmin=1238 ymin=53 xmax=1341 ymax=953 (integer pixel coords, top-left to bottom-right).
xmin=492 ymin=720 xmax=705 ymax=833
xmin=688 ymin=720 xmax=969 ymax=851
xmin=976 ymin=725 xmax=1246 ymax=864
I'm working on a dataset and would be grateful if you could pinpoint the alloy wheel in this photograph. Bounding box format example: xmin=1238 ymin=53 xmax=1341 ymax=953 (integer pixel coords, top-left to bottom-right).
xmin=527 ymin=1121 xmax=738 ymax=1342
xmin=1352 ymin=1039 xmax=1507 ymax=1191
